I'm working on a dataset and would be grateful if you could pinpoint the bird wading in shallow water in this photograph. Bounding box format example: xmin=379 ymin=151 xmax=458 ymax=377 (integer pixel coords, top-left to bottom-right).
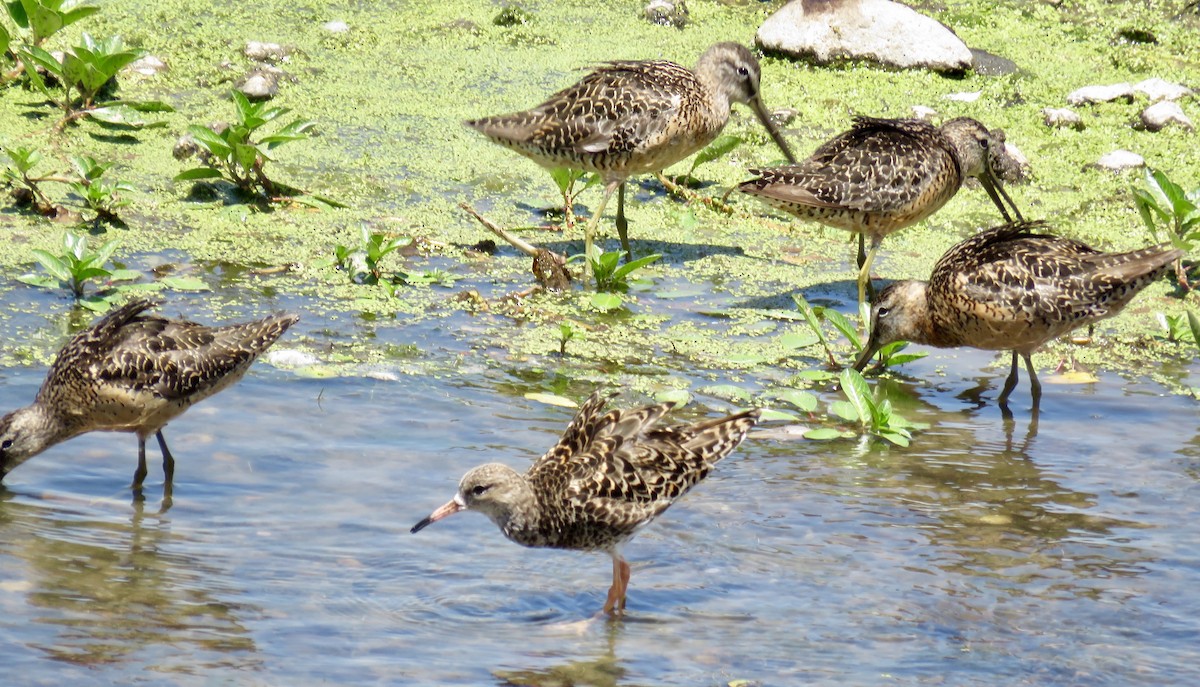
xmin=466 ymin=42 xmax=797 ymax=272
xmin=738 ymin=116 xmax=1024 ymax=305
xmin=853 ymin=220 xmax=1181 ymax=409
xmin=0 ymin=299 xmax=298 ymax=491
xmin=411 ymin=392 xmax=761 ymax=616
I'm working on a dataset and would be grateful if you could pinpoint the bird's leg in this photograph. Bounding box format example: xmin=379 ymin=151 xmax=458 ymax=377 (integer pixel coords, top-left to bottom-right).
xmin=857 ymin=235 xmax=883 ymax=307
xmin=856 ymin=233 xmax=867 ymax=270
xmin=617 ymin=557 xmax=631 ymax=611
xmin=1023 ymin=352 xmax=1042 ymax=406
xmin=156 ymin=430 xmax=175 ymax=485
xmin=603 ymin=554 xmax=622 ymax=615
xmin=616 ymin=183 xmax=632 ymax=261
xmin=132 ymin=436 xmax=148 ymax=490
xmin=654 ymin=172 xmax=734 ymax=214
xmin=998 ymin=351 xmax=1021 ymax=407
xmin=583 ymin=180 xmax=621 ymax=284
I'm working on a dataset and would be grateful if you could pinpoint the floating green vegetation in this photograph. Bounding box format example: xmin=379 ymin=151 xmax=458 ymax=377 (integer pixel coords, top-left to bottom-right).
xmin=585 ymin=250 xmax=660 ymax=311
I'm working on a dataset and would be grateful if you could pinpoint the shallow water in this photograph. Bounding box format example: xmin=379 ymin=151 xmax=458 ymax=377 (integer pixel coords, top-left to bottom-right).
xmin=1 ymin=337 xmax=1198 ymax=686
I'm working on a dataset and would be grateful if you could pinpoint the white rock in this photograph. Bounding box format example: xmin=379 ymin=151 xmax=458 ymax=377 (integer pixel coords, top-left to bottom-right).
xmin=910 ymin=105 xmax=937 ymax=121
xmin=244 ymin=41 xmax=290 ymax=63
xmin=1133 ymin=77 xmax=1192 ymax=103
xmin=237 ymin=71 xmax=279 ymax=100
xmin=1141 ymin=100 xmax=1194 ymax=132
xmin=1095 ymin=150 xmax=1145 ymax=171
xmin=943 ymin=90 xmax=981 ymax=102
xmin=322 ymin=20 xmax=350 ymax=33
xmin=1042 ymin=107 xmax=1084 ymax=129
xmin=1004 ymin=141 xmax=1029 ymax=170
xmin=126 ymin=55 xmax=168 ymax=76
xmin=1067 ymin=83 xmax=1133 ymax=106
xmin=266 ymin=349 xmax=320 ymax=367
xmin=756 ymin=0 xmax=973 ymax=73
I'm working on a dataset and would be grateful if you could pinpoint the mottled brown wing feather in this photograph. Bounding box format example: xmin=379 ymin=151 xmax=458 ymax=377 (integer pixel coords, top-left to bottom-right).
xmin=468 ymin=61 xmax=690 ymax=158
xmin=741 ymin=118 xmax=957 ymax=214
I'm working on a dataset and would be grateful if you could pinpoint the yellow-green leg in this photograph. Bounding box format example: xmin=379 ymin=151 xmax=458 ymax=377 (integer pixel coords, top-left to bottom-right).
xmin=857 ymin=235 xmax=883 ymax=307
xmin=615 ymin=183 xmax=631 ymax=261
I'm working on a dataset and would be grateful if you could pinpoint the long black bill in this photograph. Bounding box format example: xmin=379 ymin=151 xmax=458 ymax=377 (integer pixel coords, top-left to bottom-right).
xmin=979 ymin=166 xmax=1024 ymax=224
xmin=749 ymin=96 xmax=797 ymax=165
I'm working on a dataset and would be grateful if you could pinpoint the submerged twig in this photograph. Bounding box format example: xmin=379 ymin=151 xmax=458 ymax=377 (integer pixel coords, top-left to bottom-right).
xmin=460 ymin=202 xmax=573 ymax=291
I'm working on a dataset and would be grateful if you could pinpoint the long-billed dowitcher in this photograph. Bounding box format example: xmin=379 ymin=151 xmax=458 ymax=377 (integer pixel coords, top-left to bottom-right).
xmin=0 ymin=299 xmax=298 ymax=489
xmin=466 ymin=42 xmax=797 ymax=267
xmin=854 ymin=221 xmax=1181 ymax=407
xmin=738 ymin=116 xmax=1024 ymax=304
xmin=411 ymin=392 xmax=760 ymax=615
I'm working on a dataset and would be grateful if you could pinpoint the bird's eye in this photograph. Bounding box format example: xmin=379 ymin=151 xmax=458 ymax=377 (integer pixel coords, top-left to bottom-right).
xmin=471 ymin=485 xmax=489 ymax=497
xmin=877 ymin=307 xmax=890 ymax=318
xmin=978 ymin=138 xmax=989 ymax=148
xmin=1 ymin=439 xmax=11 ymax=451
xmin=736 ymin=66 xmax=749 ymax=77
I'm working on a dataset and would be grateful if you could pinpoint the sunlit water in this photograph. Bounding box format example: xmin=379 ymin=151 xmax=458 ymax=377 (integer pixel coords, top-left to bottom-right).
xmin=0 ymin=319 xmax=1197 ymax=686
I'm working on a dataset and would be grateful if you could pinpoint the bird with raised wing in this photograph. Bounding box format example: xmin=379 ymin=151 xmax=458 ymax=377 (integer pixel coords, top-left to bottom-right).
xmin=411 ymin=392 xmax=760 ymax=615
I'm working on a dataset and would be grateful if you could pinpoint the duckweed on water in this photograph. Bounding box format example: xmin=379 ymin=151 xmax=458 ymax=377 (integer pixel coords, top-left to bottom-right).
xmin=0 ymin=0 xmax=1192 ymax=401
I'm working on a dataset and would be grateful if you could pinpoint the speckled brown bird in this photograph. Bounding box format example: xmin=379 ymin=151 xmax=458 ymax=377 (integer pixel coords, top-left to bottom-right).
xmin=738 ymin=116 xmax=1023 ymax=305
xmin=411 ymin=392 xmax=761 ymax=615
xmin=0 ymin=299 xmax=298 ymax=489
xmin=466 ymin=42 xmax=797 ymax=268
xmin=854 ymin=221 xmax=1181 ymax=407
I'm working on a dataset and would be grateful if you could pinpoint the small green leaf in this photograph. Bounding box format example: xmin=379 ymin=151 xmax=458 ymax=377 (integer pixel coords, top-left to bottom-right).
xmin=839 ymin=368 xmax=874 ymax=424
xmin=759 ymin=408 xmax=798 ymax=422
xmin=15 ymin=273 xmax=58 ymax=289
xmin=1187 ymin=311 xmax=1200 ymax=354
xmin=803 ymin=427 xmax=845 ymax=441
xmin=822 ymin=308 xmax=862 ymax=350
xmin=773 ymin=389 xmax=818 ymax=412
xmin=829 ymin=400 xmax=860 ymax=422
xmin=654 ymin=389 xmax=692 ymax=406
xmin=610 ymin=253 xmax=661 ymax=282
xmin=589 ymin=292 xmax=622 ymax=311
xmin=688 ymin=134 xmax=742 ymax=175
xmin=160 ymin=276 xmax=211 ymax=291
xmin=107 ymin=268 xmax=142 ymax=282
xmin=174 ymin=167 xmax=225 ymax=181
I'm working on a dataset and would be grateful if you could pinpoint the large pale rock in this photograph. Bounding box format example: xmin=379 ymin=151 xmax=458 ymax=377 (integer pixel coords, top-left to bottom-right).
xmin=1067 ymin=83 xmax=1134 ymax=106
xmin=756 ymin=0 xmax=972 ymax=73
xmin=1095 ymin=150 xmax=1145 ymax=171
xmin=1133 ymin=78 xmax=1192 ymax=103
xmin=1141 ymin=101 xmax=1194 ymax=132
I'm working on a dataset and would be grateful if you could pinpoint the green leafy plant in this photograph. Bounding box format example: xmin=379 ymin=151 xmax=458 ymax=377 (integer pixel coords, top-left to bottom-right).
xmin=335 ymin=226 xmax=412 ymax=285
xmin=2 ymin=144 xmax=55 ymax=213
xmin=1158 ymin=310 xmax=1200 ymax=352
xmin=67 ymin=154 xmax=133 ymax=221
xmin=1133 ymin=168 xmax=1198 ymax=290
xmin=793 ymin=294 xmax=926 ymax=370
xmin=20 ymin=33 xmax=171 ymax=129
xmin=1134 ymin=168 xmax=1200 ymax=250
xmin=581 ymin=248 xmax=660 ymax=311
xmin=16 ymin=229 xmax=142 ymax=308
xmin=556 ymin=321 xmax=578 ymax=355
xmin=175 ymin=91 xmax=327 ymax=204
xmin=824 ymin=368 xmax=925 ymax=447
xmin=3 ymin=0 xmax=99 ymax=49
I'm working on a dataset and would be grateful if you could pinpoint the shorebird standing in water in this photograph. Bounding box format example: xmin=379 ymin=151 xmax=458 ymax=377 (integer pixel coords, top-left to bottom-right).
xmin=412 ymin=392 xmax=760 ymax=615
xmin=738 ymin=116 xmax=1023 ymax=305
xmin=0 ymin=299 xmax=298 ymax=490
xmin=854 ymin=220 xmax=1181 ymax=408
xmin=466 ymin=42 xmax=797 ymax=271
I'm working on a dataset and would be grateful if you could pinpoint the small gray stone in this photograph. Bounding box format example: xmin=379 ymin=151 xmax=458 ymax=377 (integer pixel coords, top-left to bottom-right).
xmin=322 ymin=20 xmax=350 ymax=33
xmin=1133 ymin=78 xmax=1192 ymax=103
xmin=1067 ymin=83 xmax=1134 ymax=106
xmin=756 ymin=0 xmax=973 ymax=73
xmin=244 ymin=41 xmax=290 ymax=63
xmin=644 ymin=0 xmax=688 ymax=28
xmin=1141 ymin=100 xmax=1194 ymax=132
xmin=1042 ymin=107 xmax=1084 ymax=130
xmin=172 ymin=133 xmax=198 ymax=161
xmin=1095 ymin=150 xmax=1145 ymax=171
